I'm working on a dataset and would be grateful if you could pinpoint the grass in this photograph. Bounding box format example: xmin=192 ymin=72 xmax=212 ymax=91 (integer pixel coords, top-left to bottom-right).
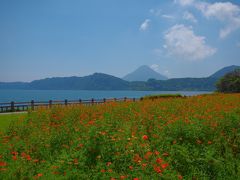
xmin=141 ymin=94 xmax=183 ymax=100
xmin=0 ymin=93 xmax=239 ymax=179
xmin=0 ymin=113 xmax=25 ymax=132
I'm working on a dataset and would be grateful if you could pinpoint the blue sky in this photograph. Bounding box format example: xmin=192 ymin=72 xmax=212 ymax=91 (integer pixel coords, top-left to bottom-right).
xmin=0 ymin=0 xmax=240 ymax=82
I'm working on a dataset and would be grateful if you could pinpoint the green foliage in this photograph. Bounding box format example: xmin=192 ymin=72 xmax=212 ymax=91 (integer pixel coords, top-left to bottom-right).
xmin=0 ymin=113 xmax=25 ymax=132
xmin=216 ymin=69 xmax=240 ymax=93
xmin=141 ymin=94 xmax=183 ymax=100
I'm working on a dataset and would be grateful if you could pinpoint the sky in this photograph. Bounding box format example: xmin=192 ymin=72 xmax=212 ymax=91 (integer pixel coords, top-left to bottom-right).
xmin=0 ymin=0 xmax=240 ymax=82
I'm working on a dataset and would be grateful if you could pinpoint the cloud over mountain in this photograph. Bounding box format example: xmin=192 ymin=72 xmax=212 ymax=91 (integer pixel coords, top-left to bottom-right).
xmin=163 ymin=24 xmax=216 ymax=61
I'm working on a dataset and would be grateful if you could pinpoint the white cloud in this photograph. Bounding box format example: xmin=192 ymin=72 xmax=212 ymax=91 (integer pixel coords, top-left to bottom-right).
xmin=174 ymin=0 xmax=195 ymax=6
xmin=139 ymin=19 xmax=151 ymax=31
xmin=183 ymin=11 xmax=197 ymax=23
xmin=177 ymin=0 xmax=240 ymax=38
xmin=149 ymin=8 xmax=162 ymax=16
xmin=164 ymin=24 xmax=216 ymax=61
xmin=162 ymin=14 xmax=175 ymax=20
xmin=150 ymin=64 xmax=159 ymax=71
xmin=197 ymin=2 xmax=240 ymax=38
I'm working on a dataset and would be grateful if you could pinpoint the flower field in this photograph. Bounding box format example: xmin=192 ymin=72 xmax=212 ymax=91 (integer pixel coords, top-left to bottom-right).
xmin=0 ymin=93 xmax=239 ymax=179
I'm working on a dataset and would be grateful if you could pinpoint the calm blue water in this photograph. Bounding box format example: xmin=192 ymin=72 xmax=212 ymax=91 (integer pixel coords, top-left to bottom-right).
xmin=0 ymin=90 xmax=212 ymax=102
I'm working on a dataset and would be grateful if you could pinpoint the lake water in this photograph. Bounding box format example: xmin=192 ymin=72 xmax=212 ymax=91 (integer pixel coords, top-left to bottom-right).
xmin=0 ymin=90 xmax=212 ymax=103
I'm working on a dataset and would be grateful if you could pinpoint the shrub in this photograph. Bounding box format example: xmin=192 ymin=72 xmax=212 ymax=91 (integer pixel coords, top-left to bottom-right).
xmin=216 ymin=69 xmax=240 ymax=93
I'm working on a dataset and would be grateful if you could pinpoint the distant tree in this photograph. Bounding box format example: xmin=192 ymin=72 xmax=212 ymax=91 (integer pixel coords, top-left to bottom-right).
xmin=216 ymin=69 xmax=240 ymax=93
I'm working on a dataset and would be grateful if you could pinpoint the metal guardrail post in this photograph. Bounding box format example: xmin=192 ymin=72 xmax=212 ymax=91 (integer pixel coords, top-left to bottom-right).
xmin=49 ymin=100 xmax=52 ymax=108
xmin=11 ymin=101 xmax=14 ymax=112
xmin=65 ymin=99 xmax=68 ymax=106
xmin=79 ymin=99 xmax=82 ymax=104
xmin=91 ymin=98 xmax=94 ymax=105
xmin=103 ymin=98 xmax=106 ymax=103
xmin=31 ymin=100 xmax=34 ymax=110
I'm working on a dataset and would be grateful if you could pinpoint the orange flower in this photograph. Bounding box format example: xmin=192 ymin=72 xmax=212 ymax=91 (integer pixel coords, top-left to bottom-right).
xmin=144 ymin=151 xmax=152 ymax=160
xmin=0 ymin=168 xmax=7 ymax=171
xmin=162 ymin=152 xmax=169 ymax=157
xmin=106 ymin=162 xmax=112 ymax=166
xmin=73 ymin=158 xmax=78 ymax=165
xmin=129 ymin=166 xmax=133 ymax=170
xmin=133 ymin=178 xmax=139 ymax=180
xmin=178 ymin=175 xmax=183 ymax=179
xmin=33 ymin=159 xmax=39 ymax=163
xmin=37 ymin=173 xmax=43 ymax=177
xmin=142 ymin=135 xmax=148 ymax=140
xmin=133 ymin=154 xmax=142 ymax=163
xmin=196 ymin=139 xmax=202 ymax=144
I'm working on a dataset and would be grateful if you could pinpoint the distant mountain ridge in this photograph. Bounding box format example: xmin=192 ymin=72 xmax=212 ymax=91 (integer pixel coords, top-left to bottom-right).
xmin=0 ymin=65 xmax=239 ymax=91
xmin=123 ymin=65 xmax=168 ymax=81
xmin=209 ymin=65 xmax=240 ymax=78
xmin=30 ymin=73 xmax=130 ymax=90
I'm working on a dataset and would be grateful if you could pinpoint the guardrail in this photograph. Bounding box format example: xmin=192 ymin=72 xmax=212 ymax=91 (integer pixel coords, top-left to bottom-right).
xmin=0 ymin=97 xmax=138 ymax=113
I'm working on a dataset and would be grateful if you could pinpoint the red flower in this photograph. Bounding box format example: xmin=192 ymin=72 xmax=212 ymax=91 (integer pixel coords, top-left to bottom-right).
xmin=142 ymin=135 xmax=148 ymax=140
xmin=0 ymin=162 xmax=7 ymax=166
xmin=37 ymin=173 xmax=43 ymax=177
xmin=120 ymin=175 xmax=127 ymax=179
xmin=154 ymin=166 xmax=162 ymax=174
xmin=21 ymin=152 xmax=27 ymax=158
xmin=156 ymin=158 xmax=163 ymax=164
xmin=129 ymin=166 xmax=133 ymax=170
xmin=26 ymin=155 xmax=31 ymax=161
xmin=144 ymin=151 xmax=152 ymax=160
xmin=161 ymin=163 xmax=169 ymax=169
xmin=12 ymin=155 xmax=17 ymax=161
xmin=11 ymin=151 xmax=18 ymax=156
xmin=133 ymin=178 xmax=139 ymax=180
